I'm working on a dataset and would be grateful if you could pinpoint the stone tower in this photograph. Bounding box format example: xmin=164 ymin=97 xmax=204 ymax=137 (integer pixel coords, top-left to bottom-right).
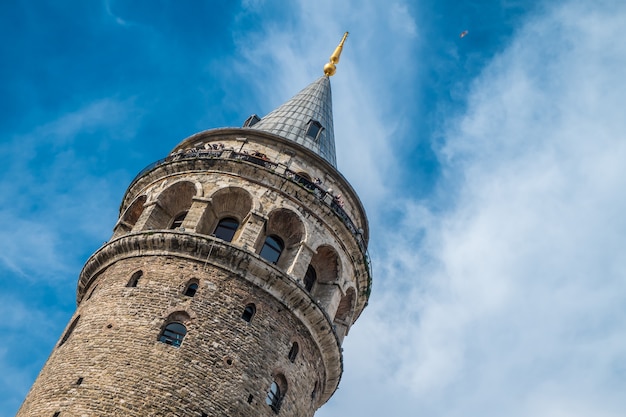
xmin=18 ymin=34 xmax=371 ymax=417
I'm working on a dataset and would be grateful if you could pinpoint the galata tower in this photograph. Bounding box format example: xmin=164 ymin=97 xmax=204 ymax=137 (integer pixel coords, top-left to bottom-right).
xmin=18 ymin=33 xmax=371 ymax=417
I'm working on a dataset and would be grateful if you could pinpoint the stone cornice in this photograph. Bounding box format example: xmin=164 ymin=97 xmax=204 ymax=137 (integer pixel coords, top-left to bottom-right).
xmin=77 ymin=231 xmax=343 ymax=404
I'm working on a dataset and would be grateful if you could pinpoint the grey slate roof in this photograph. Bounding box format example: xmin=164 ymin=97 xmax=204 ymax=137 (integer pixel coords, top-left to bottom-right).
xmin=249 ymin=76 xmax=337 ymax=167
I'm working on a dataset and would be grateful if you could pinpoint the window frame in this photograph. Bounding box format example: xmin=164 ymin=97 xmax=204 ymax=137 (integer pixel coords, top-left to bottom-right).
xmin=213 ymin=217 xmax=239 ymax=242
xmin=260 ymin=235 xmax=284 ymax=264
xmin=288 ymin=341 xmax=299 ymax=363
xmin=305 ymin=120 xmax=324 ymax=141
xmin=304 ymin=265 xmax=316 ymax=292
xmin=169 ymin=211 xmax=188 ymax=230
xmin=241 ymin=303 xmax=256 ymax=323
xmin=158 ymin=322 xmax=187 ymax=347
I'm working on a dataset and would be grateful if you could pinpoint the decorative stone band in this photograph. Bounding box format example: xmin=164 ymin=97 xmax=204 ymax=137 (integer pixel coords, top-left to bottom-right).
xmin=76 ymin=230 xmax=343 ymax=404
xmin=119 ymin=153 xmax=372 ymax=319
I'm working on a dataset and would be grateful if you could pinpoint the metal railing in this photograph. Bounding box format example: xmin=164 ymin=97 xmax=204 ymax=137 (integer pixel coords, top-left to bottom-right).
xmin=127 ymin=147 xmax=367 ymax=253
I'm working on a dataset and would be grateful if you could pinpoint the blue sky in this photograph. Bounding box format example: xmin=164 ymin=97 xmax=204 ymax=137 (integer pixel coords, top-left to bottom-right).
xmin=2 ymin=0 xmax=626 ymax=416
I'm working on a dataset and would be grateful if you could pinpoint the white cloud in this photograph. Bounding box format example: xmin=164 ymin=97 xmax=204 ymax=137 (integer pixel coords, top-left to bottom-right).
xmin=319 ymin=1 xmax=626 ymax=416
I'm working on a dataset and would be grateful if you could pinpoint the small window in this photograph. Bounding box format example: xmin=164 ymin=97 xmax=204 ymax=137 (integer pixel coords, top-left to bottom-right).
xmin=59 ymin=315 xmax=80 ymax=347
xmin=213 ymin=217 xmax=239 ymax=242
xmin=243 ymin=114 xmax=261 ymax=127
xmin=184 ymin=282 xmax=199 ymax=297
xmin=242 ymin=303 xmax=256 ymax=323
xmin=53 ymin=413 xmax=61 ymax=417
xmin=260 ymin=235 xmax=284 ymax=264
xmin=127 ymin=270 xmax=143 ymax=288
xmin=288 ymin=342 xmax=299 ymax=363
xmin=304 ymin=265 xmax=316 ymax=292
xmin=266 ymin=382 xmax=281 ymax=413
xmin=169 ymin=211 xmax=188 ymax=230
xmin=266 ymin=375 xmax=287 ymax=413
xmin=305 ymin=120 xmax=323 ymax=141
xmin=158 ymin=322 xmax=187 ymax=347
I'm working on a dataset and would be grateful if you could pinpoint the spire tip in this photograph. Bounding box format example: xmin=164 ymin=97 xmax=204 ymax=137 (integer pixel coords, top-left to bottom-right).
xmin=323 ymin=32 xmax=349 ymax=77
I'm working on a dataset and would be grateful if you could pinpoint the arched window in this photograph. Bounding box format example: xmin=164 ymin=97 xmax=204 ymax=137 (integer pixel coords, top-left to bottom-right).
xmin=266 ymin=375 xmax=287 ymax=413
xmin=304 ymin=265 xmax=316 ymax=292
xmin=288 ymin=342 xmax=299 ymax=363
xmin=260 ymin=235 xmax=284 ymax=264
xmin=169 ymin=211 xmax=188 ymax=230
xmin=184 ymin=281 xmax=199 ymax=297
xmin=59 ymin=315 xmax=80 ymax=347
xmin=241 ymin=303 xmax=256 ymax=323
xmin=213 ymin=217 xmax=239 ymax=242
xmin=127 ymin=270 xmax=143 ymax=288
xmin=158 ymin=322 xmax=187 ymax=347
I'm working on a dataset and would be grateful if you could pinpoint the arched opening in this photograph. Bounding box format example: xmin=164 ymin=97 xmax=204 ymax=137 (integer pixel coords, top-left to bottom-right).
xmin=260 ymin=235 xmax=284 ymax=264
xmin=115 ymin=195 xmax=147 ymax=236
xmin=169 ymin=211 xmax=188 ymax=230
xmin=158 ymin=311 xmax=190 ymax=348
xmin=308 ymin=245 xmax=340 ymax=308
xmin=127 ymin=270 xmax=143 ymax=288
xmin=334 ymin=288 xmax=356 ymax=343
xmin=145 ymin=181 xmax=197 ymax=230
xmin=288 ymin=342 xmax=299 ymax=363
xmin=158 ymin=322 xmax=187 ymax=347
xmin=241 ymin=303 xmax=256 ymax=323
xmin=183 ymin=280 xmax=199 ymax=297
xmin=266 ymin=374 xmax=288 ymax=413
xmin=260 ymin=208 xmax=305 ymax=269
xmin=304 ymin=265 xmax=316 ymax=292
xmin=196 ymin=187 xmax=252 ymax=237
xmin=213 ymin=217 xmax=239 ymax=242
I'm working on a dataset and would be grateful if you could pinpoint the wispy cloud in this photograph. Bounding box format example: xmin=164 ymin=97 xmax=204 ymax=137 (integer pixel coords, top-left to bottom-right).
xmin=230 ymin=0 xmax=420 ymax=209
xmin=321 ymin=1 xmax=626 ymax=416
xmin=0 ymin=98 xmax=138 ymax=279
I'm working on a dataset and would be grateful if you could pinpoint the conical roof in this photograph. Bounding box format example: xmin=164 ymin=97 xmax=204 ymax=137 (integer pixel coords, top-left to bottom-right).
xmin=249 ymin=76 xmax=337 ymax=167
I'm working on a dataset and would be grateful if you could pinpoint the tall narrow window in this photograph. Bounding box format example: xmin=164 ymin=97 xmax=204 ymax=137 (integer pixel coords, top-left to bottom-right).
xmin=184 ymin=281 xmax=199 ymax=297
xmin=169 ymin=211 xmax=188 ymax=230
xmin=260 ymin=235 xmax=284 ymax=264
xmin=158 ymin=322 xmax=187 ymax=347
xmin=265 ymin=375 xmax=287 ymax=413
xmin=127 ymin=270 xmax=143 ymax=288
xmin=213 ymin=217 xmax=239 ymax=242
xmin=59 ymin=315 xmax=80 ymax=347
xmin=305 ymin=120 xmax=323 ymax=141
xmin=241 ymin=303 xmax=256 ymax=323
xmin=266 ymin=382 xmax=281 ymax=413
xmin=288 ymin=342 xmax=299 ymax=363
xmin=304 ymin=265 xmax=316 ymax=292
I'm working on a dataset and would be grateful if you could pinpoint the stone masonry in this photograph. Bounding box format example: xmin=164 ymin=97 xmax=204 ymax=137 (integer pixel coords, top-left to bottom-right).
xmin=18 ymin=125 xmax=371 ymax=416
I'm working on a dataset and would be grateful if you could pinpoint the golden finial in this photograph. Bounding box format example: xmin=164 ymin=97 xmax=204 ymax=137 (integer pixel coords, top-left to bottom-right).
xmin=323 ymin=32 xmax=349 ymax=77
